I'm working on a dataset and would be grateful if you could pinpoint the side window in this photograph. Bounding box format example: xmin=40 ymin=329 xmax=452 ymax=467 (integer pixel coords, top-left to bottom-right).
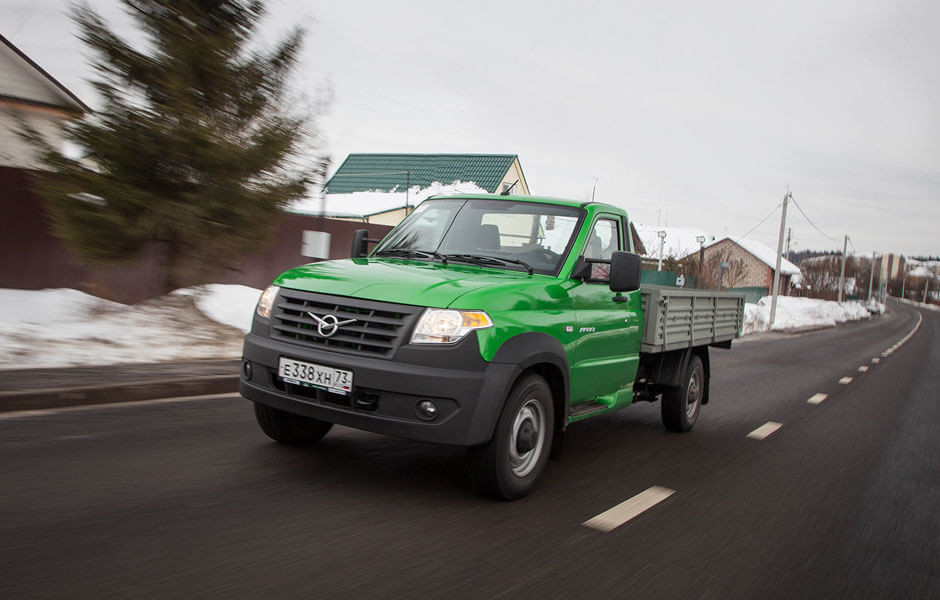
xmin=585 ymin=218 xmax=620 ymax=260
xmin=584 ymin=218 xmax=621 ymax=282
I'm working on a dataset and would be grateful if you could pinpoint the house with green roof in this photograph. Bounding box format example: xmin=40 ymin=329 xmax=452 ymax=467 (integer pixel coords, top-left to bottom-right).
xmin=315 ymin=153 xmax=530 ymax=225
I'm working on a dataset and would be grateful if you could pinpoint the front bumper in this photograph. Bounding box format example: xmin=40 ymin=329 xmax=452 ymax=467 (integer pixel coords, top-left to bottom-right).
xmin=240 ymin=331 xmax=518 ymax=447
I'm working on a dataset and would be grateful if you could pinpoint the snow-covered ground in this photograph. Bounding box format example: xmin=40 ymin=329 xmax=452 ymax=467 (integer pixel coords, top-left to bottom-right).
xmin=1 ymin=286 xmax=887 ymax=370
xmin=0 ymin=286 xmax=261 ymax=370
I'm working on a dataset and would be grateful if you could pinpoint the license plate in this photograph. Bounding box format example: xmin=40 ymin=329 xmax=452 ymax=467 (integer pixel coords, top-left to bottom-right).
xmin=278 ymin=357 xmax=353 ymax=395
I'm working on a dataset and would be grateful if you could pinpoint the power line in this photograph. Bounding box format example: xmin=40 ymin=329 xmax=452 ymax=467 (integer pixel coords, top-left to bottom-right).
xmin=790 ymin=196 xmax=840 ymax=243
xmin=740 ymin=203 xmax=781 ymax=238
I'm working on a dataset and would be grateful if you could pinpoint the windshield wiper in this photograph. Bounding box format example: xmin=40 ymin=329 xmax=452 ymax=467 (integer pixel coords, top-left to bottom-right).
xmin=443 ymin=254 xmax=533 ymax=275
xmin=373 ymin=248 xmax=448 ymax=263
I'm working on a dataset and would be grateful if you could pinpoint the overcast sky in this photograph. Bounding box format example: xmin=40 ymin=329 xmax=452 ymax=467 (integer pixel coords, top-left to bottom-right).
xmin=3 ymin=0 xmax=938 ymax=256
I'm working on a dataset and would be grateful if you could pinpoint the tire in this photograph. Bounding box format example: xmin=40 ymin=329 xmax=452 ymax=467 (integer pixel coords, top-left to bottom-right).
xmin=468 ymin=374 xmax=554 ymax=500
xmin=661 ymin=354 xmax=704 ymax=432
xmin=254 ymin=402 xmax=333 ymax=445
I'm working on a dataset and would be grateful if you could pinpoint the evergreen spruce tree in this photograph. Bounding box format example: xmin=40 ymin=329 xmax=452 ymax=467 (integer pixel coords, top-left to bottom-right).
xmin=28 ymin=0 xmax=321 ymax=293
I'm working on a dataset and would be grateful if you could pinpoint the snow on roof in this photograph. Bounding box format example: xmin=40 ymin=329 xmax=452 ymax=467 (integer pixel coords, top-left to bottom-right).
xmin=634 ymin=225 xmax=717 ymax=259
xmin=289 ymin=181 xmax=489 ymax=218
xmin=908 ymin=265 xmax=935 ymax=278
xmin=710 ymin=235 xmax=801 ymax=276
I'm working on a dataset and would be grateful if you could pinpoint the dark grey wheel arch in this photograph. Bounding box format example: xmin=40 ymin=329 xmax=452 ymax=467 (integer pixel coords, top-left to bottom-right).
xmin=492 ymin=332 xmax=569 ymax=433
xmin=465 ymin=332 xmax=569 ymax=445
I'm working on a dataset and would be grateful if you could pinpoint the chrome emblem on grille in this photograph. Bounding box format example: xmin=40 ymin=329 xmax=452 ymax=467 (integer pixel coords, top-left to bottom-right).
xmin=306 ymin=312 xmax=357 ymax=337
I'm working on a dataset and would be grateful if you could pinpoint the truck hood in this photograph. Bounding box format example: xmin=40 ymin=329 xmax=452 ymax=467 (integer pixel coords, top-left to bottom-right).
xmin=273 ymin=258 xmax=540 ymax=308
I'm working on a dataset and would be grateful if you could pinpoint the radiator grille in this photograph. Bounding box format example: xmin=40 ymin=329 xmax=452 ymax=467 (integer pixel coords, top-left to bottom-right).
xmin=271 ymin=289 xmax=420 ymax=358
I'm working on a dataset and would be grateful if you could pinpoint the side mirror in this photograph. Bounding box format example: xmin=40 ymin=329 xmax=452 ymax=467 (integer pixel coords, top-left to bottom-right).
xmin=609 ymin=251 xmax=641 ymax=292
xmin=351 ymin=229 xmax=378 ymax=258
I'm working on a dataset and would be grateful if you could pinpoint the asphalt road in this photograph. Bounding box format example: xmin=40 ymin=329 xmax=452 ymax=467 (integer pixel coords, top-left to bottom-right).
xmin=1 ymin=299 xmax=936 ymax=599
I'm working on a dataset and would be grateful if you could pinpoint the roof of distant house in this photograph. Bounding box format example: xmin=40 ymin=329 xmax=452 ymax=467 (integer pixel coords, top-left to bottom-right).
xmin=710 ymin=235 xmax=801 ymax=275
xmin=324 ymin=153 xmax=522 ymax=194
xmin=0 ymin=33 xmax=90 ymax=113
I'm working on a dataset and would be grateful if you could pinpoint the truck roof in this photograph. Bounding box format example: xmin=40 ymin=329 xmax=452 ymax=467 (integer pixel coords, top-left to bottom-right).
xmin=424 ymin=193 xmax=627 ymax=216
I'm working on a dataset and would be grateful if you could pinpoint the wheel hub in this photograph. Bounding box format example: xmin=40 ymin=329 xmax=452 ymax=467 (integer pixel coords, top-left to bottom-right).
xmin=509 ymin=399 xmax=546 ymax=477
xmin=516 ymin=420 xmax=535 ymax=454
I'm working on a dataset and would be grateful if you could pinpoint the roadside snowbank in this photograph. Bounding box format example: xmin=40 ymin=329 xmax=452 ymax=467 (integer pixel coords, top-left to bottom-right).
xmin=0 ymin=286 xmax=260 ymax=370
xmin=742 ymin=296 xmax=875 ymax=335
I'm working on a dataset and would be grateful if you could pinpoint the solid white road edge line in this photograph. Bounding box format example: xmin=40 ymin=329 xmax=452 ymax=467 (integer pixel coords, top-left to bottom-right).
xmin=881 ymin=312 xmax=923 ymax=357
xmin=839 ymin=377 xmax=853 ymax=384
xmin=807 ymin=393 xmax=828 ymax=405
xmin=747 ymin=421 xmax=783 ymax=440
xmin=0 ymin=393 xmax=240 ymax=420
xmin=583 ymin=486 xmax=676 ymax=532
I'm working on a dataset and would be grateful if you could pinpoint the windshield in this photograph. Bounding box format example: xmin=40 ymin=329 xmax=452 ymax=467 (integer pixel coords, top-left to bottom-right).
xmin=373 ymin=199 xmax=583 ymax=275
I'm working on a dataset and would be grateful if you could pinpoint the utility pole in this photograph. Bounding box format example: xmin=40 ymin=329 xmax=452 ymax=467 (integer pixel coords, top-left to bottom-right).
xmin=769 ymin=190 xmax=790 ymax=327
xmin=785 ymin=228 xmax=792 ymax=261
xmin=925 ymin=278 xmax=930 ymax=304
xmin=838 ymin=235 xmax=848 ymax=303
xmin=868 ymin=251 xmax=876 ymax=301
xmin=657 ymin=230 xmax=666 ymax=271
xmin=901 ymin=264 xmax=907 ymax=300
xmin=696 ymin=235 xmax=706 ymax=289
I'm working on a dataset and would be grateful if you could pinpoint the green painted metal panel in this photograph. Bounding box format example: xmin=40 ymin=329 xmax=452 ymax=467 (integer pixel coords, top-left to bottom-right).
xmin=641 ymin=270 xmax=678 ymax=286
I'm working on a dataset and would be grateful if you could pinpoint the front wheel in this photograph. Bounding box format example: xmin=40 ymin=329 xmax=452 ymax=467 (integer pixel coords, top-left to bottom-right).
xmin=661 ymin=354 xmax=704 ymax=432
xmin=468 ymin=374 xmax=554 ymax=500
xmin=254 ymin=403 xmax=333 ymax=445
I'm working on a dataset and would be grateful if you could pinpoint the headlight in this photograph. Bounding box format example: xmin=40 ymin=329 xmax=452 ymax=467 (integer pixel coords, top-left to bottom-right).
xmin=256 ymin=285 xmax=279 ymax=319
xmin=411 ymin=309 xmax=493 ymax=344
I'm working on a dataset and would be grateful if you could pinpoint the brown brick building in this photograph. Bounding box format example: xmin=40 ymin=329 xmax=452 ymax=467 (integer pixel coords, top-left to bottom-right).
xmin=689 ymin=236 xmax=800 ymax=291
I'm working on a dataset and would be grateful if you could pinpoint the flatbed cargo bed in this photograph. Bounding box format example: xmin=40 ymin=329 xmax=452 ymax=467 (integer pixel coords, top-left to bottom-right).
xmin=640 ymin=285 xmax=746 ymax=353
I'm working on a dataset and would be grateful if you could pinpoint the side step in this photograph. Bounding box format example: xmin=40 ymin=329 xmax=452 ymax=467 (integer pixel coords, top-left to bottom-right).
xmin=569 ymin=401 xmax=608 ymax=419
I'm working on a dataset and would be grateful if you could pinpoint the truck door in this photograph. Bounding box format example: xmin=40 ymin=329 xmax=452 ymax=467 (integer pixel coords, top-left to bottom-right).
xmin=568 ymin=216 xmax=642 ymax=404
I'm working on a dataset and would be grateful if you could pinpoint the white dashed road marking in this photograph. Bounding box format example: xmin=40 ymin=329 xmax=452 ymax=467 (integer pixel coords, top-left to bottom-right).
xmin=839 ymin=377 xmax=853 ymax=384
xmin=807 ymin=393 xmax=828 ymax=405
xmin=747 ymin=422 xmax=783 ymax=440
xmin=858 ymin=365 xmax=869 ymax=372
xmin=871 ymin=358 xmax=880 ymax=363
xmin=583 ymin=486 xmax=676 ymax=532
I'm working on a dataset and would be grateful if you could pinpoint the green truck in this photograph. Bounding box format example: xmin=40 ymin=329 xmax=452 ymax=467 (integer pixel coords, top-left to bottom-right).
xmin=240 ymin=195 xmax=745 ymax=499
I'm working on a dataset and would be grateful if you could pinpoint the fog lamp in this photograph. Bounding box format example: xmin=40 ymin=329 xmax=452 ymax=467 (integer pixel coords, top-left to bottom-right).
xmin=416 ymin=400 xmax=438 ymax=421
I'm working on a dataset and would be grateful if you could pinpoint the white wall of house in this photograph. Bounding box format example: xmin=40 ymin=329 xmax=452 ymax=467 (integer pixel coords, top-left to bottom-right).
xmin=0 ymin=43 xmax=68 ymax=107
xmin=1 ymin=38 xmax=85 ymax=170
xmin=497 ymin=157 xmax=529 ymax=195
xmin=0 ymin=104 xmax=69 ymax=169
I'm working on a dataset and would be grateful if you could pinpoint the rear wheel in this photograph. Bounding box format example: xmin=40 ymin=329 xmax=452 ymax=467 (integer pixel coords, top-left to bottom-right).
xmin=254 ymin=403 xmax=333 ymax=445
xmin=661 ymin=355 xmax=704 ymax=432
xmin=469 ymin=374 xmax=554 ymax=500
